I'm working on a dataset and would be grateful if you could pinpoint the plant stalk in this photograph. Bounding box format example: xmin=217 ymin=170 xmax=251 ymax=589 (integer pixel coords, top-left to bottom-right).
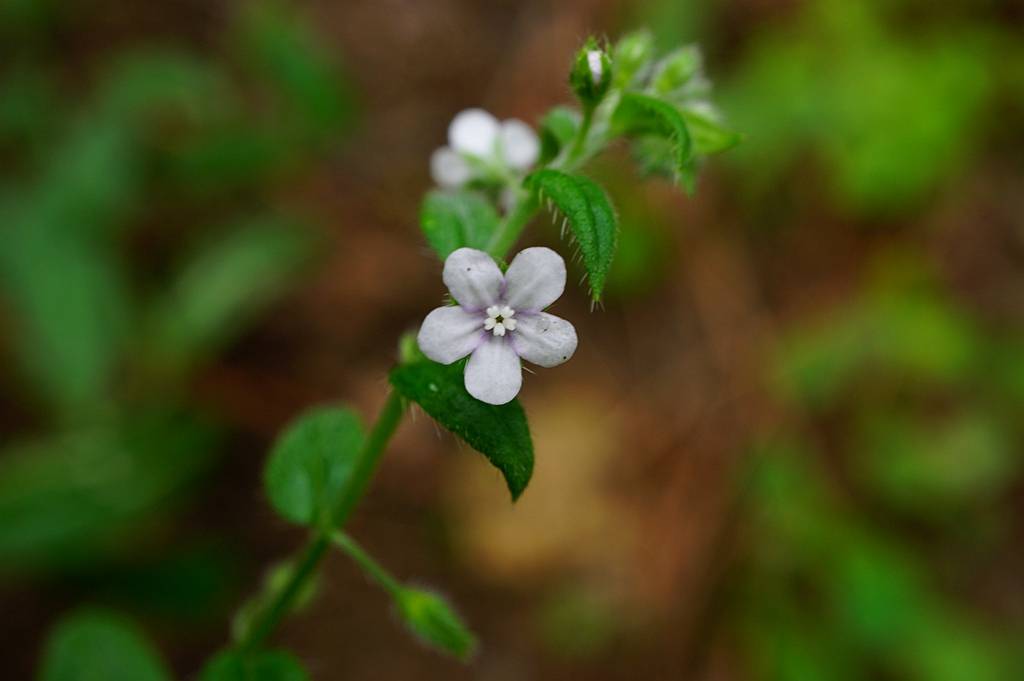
xmin=330 ymin=530 xmax=403 ymax=597
xmin=235 ymin=390 xmax=406 ymax=650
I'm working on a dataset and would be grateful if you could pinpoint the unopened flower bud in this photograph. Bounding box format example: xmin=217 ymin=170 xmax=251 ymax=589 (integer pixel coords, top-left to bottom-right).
xmin=569 ymin=39 xmax=612 ymax=108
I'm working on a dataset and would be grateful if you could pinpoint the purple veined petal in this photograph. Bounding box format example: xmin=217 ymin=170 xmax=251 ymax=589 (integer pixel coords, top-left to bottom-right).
xmin=499 ymin=119 xmax=539 ymax=170
xmin=512 ymin=312 xmax=577 ymax=367
xmin=430 ymin=146 xmax=471 ymax=187
xmin=503 ymin=247 xmax=566 ymax=311
xmin=443 ymin=247 xmax=504 ymax=310
xmin=448 ymin=108 xmax=500 ymax=157
xmin=417 ymin=306 xmax=485 ymax=365
xmin=465 ymin=337 xmax=522 ymax=405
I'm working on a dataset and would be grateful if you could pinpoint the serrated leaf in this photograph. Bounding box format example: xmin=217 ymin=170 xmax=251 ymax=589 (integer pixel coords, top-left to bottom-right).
xmin=263 ymin=406 xmax=365 ymax=528
xmin=397 ymin=588 xmax=477 ymax=660
xmin=538 ymin=106 xmax=580 ymax=164
xmin=525 ymin=169 xmax=617 ymax=301
xmin=40 ymin=609 xmax=172 ymax=681
xmin=389 ymin=360 xmax=532 ymax=499
xmin=680 ymin=107 xmax=742 ymax=155
xmin=419 ymin=189 xmax=499 ymax=259
xmin=148 ymin=216 xmax=312 ymax=371
xmin=200 ymin=649 xmax=310 ymax=681
xmin=612 ymin=92 xmax=694 ymax=186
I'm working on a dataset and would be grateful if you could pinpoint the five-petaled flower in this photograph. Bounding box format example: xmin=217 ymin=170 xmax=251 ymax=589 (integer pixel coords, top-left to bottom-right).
xmin=418 ymin=247 xmax=578 ymax=405
xmin=430 ymin=108 xmax=540 ymax=189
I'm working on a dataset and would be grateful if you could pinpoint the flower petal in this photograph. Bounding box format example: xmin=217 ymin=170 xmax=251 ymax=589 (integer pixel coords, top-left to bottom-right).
xmin=513 ymin=312 xmax=577 ymax=367
xmin=449 ymin=108 xmax=500 ymax=157
xmin=417 ymin=306 xmax=484 ymax=364
xmin=443 ymin=247 xmax=504 ymax=310
xmin=499 ymin=119 xmax=539 ymax=170
xmin=503 ymin=246 xmax=566 ymax=311
xmin=430 ymin=146 xmax=471 ymax=187
xmin=465 ymin=337 xmax=522 ymax=405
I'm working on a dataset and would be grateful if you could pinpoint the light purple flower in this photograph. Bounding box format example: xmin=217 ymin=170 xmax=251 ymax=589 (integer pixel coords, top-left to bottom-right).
xmin=417 ymin=247 xmax=578 ymax=405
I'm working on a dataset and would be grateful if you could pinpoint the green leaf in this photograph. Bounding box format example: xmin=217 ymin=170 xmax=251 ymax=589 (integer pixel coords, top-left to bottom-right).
xmin=396 ymin=588 xmax=477 ymax=660
xmin=97 ymin=51 xmax=228 ymax=124
xmin=525 ymin=169 xmax=618 ymax=301
xmin=612 ymin=30 xmax=655 ymax=89
xmin=680 ymin=106 xmax=742 ymax=155
xmin=389 ymin=360 xmax=533 ymax=500
xmin=0 ymin=226 xmax=129 ymax=413
xmin=263 ymin=406 xmax=366 ymax=527
xmin=419 ymin=189 xmax=499 ymax=259
xmin=855 ymin=412 xmax=1015 ymax=511
xmin=168 ymin=126 xmax=289 ymax=194
xmin=234 ymin=0 xmax=354 ymax=142
xmin=651 ymin=46 xmax=703 ymax=95
xmin=612 ymin=92 xmax=694 ymax=187
xmin=200 ymin=649 xmax=310 ymax=681
xmin=40 ymin=609 xmax=172 ymax=681
xmin=538 ymin=106 xmax=580 ymax=164
xmin=148 ymin=216 xmax=313 ymax=372
xmin=0 ymin=410 xmax=216 ymax=571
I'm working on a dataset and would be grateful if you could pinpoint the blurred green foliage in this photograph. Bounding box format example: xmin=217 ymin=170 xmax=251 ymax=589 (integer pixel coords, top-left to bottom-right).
xmin=639 ymin=1 xmax=1024 ymax=675
xmin=39 ymin=609 xmax=173 ymax=681
xmin=0 ymin=0 xmax=353 ymax=581
xmin=736 ymin=253 xmax=1024 ymax=680
xmin=720 ymin=0 xmax=1004 ymax=215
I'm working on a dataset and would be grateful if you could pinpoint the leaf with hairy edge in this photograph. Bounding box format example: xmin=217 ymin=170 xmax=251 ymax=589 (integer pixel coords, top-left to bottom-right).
xmin=525 ymin=169 xmax=617 ymax=301
xmin=200 ymin=649 xmax=310 ymax=681
xmin=40 ymin=610 xmax=172 ymax=681
xmin=263 ymin=406 xmax=365 ymax=528
xmin=612 ymin=92 xmax=694 ymax=187
xmin=389 ymin=360 xmax=533 ymax=500
xmin=419 ymin=190 xmax=499 ymax=259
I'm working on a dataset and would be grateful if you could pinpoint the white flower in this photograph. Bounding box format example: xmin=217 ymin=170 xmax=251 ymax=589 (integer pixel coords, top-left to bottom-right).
xmin=430 ymin=108 xmax=540 ymax=188
xmin=417 ymin=247 xmax=578 ymax=405
xmin=587 ymin=50 xmax=604 ymax=86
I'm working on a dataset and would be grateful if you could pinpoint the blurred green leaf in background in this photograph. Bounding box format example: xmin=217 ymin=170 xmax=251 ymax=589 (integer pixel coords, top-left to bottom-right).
xmin=720 ymin=0 xmax=999 ymax=216
xmin=0 ymin=0 xmax=354 ymax=584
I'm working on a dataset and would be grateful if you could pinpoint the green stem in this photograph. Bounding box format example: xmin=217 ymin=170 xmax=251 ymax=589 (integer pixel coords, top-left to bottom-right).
xmin=332 ymin=390 xmax=405 ymax=524
xmin=486 ymin=99 xmax=603 ymax=259
xmin=485 ymin=192 xmax=539 ymax=258
xmin=566 ymin=104 xmax=594 ymax=165
xmin=330 ymin=530 xmax=403 ymax=597
xmin=235 ymin=390 xmax=406 ymax=651
xmin=239 ymin=534 xmax=329 ymax=651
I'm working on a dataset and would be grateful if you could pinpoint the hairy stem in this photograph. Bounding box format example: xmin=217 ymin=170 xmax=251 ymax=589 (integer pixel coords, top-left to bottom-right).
xmin=485 ymin=192 xmax=539 ymax=259
xmin=235 ymin=390 xmax=406 ymax=650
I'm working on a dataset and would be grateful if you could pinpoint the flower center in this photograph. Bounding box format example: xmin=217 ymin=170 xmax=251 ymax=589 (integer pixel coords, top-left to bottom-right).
xmin=483 ymin=305 xmax=517 ymax=337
